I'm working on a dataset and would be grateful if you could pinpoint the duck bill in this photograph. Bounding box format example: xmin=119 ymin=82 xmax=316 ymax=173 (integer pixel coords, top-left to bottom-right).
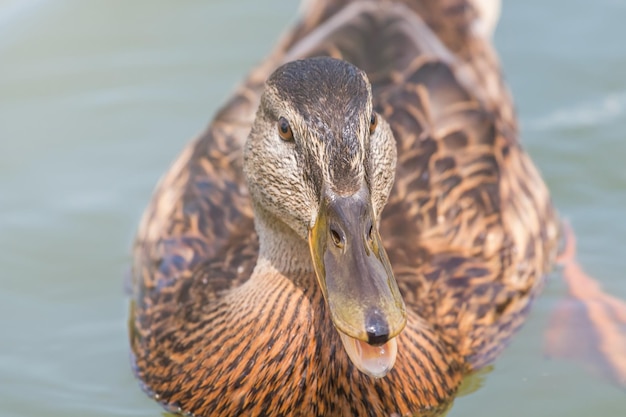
xmin=308 ymin=187 xmax=406 ymax=378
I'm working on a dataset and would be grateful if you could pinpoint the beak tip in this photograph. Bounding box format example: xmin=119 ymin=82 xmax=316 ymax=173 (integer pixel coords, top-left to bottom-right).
xmin=339 ymin=332 xmax=399 ymax=378
xmin=365 ymin=308 xmax=391 ymax=346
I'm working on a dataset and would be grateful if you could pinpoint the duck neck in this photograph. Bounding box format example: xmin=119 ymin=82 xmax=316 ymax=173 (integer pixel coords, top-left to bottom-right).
xmin=252 ymin=204 xmax=315 ymax=276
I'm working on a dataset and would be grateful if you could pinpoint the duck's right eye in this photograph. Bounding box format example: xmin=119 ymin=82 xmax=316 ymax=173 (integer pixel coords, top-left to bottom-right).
xmin=277 ymin=117 xmax=294 ymax=141
xmin=369 ymin=112 xmax=378 ymax=134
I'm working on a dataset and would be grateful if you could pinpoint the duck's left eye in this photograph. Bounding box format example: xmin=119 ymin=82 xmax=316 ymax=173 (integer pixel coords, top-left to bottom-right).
xmin=369 ymin=113 xmax=378 ymax=134
xmin=278 ymin=117 xmax=294 ymax=141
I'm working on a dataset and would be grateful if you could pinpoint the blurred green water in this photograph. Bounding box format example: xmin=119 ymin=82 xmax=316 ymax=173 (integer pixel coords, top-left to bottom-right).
xmin=1 ymin=1 xmax=624 ymax=416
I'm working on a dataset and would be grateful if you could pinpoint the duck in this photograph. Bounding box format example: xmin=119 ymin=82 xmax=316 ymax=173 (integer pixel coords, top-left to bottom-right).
xmin=129 ymin=0 xmax=564 ymax=415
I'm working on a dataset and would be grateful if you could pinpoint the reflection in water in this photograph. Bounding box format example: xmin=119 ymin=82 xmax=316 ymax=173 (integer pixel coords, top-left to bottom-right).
xmin=546 ymin=223 xmax=626 ymax=386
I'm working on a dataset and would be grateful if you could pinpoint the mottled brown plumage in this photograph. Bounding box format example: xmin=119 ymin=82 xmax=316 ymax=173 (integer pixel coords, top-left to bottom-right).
xmin=129 ymin=1 xmax=560 ymax=416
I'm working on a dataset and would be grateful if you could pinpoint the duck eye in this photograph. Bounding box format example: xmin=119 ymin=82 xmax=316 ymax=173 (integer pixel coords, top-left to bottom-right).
xmin=277 ymin=117 xmax=294 ymax=141
xmin=369 ymin=113 xmax=378 ymax=134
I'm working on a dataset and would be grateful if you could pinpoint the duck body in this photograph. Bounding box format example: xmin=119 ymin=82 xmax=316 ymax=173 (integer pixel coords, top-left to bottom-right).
xmin=129 ymin=1 xmax=560 ymax=416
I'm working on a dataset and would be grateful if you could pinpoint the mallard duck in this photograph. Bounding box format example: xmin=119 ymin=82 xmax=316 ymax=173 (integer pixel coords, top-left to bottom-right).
xmin=129 ymin=0 xmax=564 ymax=415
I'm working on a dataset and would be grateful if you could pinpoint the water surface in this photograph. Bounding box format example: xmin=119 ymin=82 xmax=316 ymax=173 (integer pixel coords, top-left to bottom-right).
xmin=1 ymin=1 xmax=625 ymax=416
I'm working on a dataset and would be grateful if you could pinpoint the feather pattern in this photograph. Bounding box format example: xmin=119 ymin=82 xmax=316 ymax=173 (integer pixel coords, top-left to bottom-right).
xmin=130 ymin=1 xmax=560 ymax=416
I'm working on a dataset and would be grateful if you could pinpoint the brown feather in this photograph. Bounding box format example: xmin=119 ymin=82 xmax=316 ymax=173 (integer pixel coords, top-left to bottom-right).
xmin=130 ymin=1 xmax=560 ymax=416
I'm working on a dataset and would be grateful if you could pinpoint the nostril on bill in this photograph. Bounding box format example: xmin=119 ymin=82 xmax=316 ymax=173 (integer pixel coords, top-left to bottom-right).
xmin=329 ymin=225 xmax=344 ymax=248
xmin=365 ymin=308 xmax=390 ymax=346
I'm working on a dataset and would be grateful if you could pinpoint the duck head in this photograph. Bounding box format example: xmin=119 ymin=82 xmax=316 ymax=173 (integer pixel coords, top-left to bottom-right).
xmin=243 ymin=57 xmax=406 ymax=378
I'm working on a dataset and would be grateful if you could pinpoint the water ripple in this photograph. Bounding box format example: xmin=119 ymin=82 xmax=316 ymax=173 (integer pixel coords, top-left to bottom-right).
xmin=527 ymin=91 xmax=626 ymax=131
